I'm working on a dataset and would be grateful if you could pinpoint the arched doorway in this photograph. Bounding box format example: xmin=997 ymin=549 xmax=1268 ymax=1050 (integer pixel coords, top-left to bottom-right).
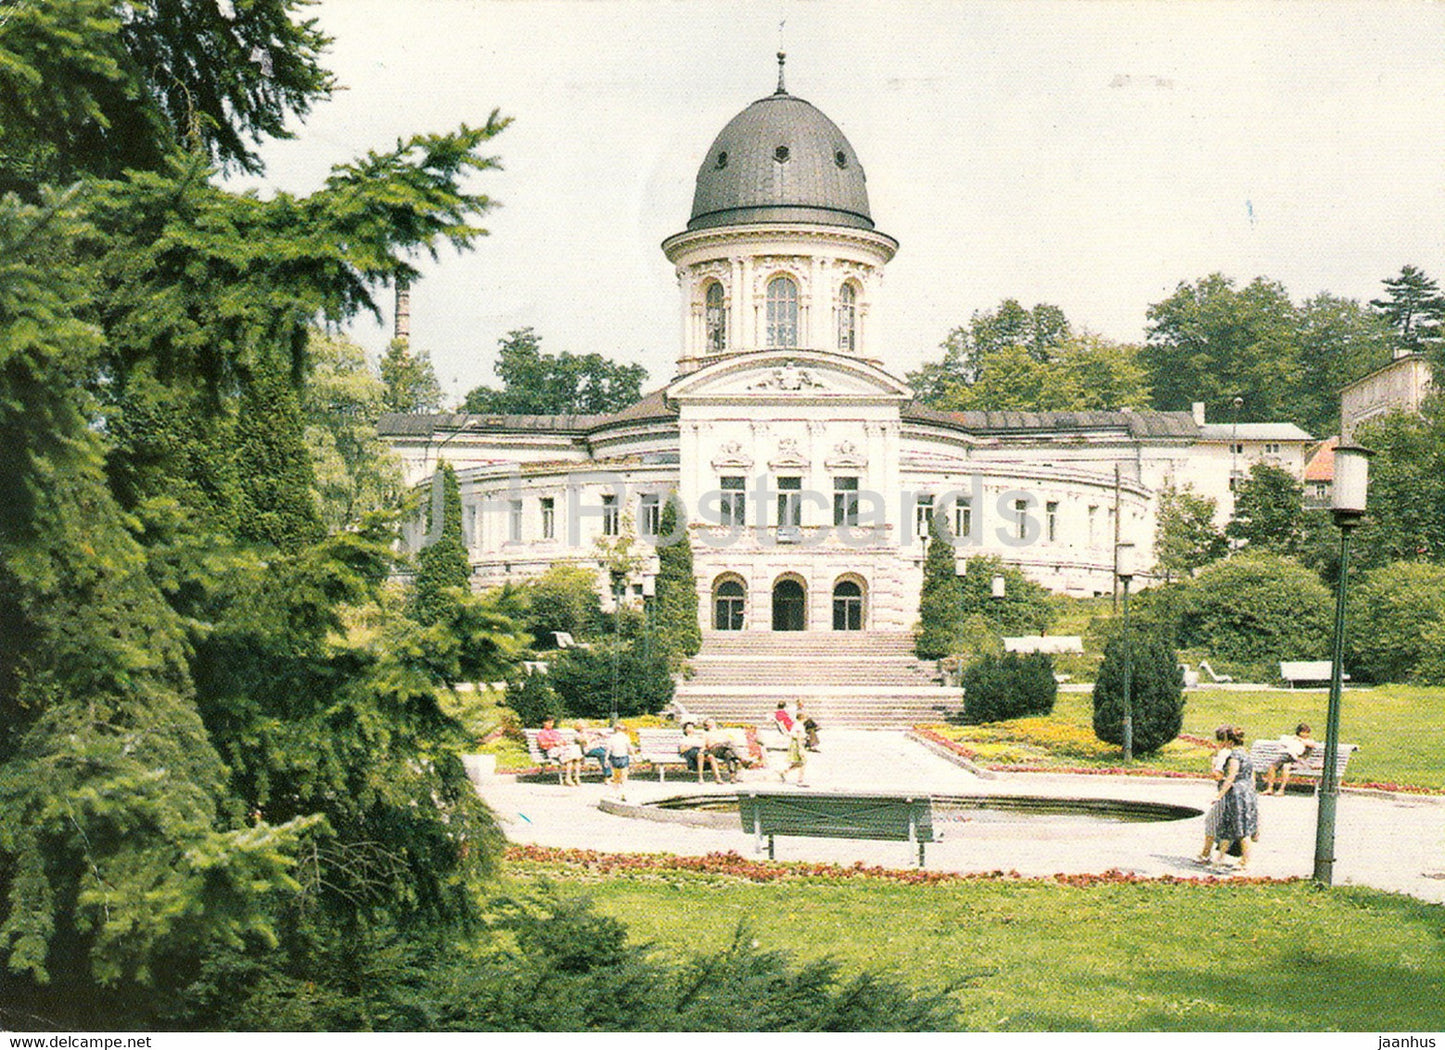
xmin=771 ymin=577 xmax=806 ymax=631
xmin=713 ymin=577 xmax=745 ymax=631
xmin=832 ymin=579 xmax=864 ymax=631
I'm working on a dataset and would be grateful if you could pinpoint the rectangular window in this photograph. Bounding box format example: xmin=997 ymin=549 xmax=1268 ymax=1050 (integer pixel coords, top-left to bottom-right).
xmin=1013 ymin=498 xmax=1029 ymax=541
xmin=640 ymin=494 xmax=661 ymax=537
xmin=953 ymin=497 xmax=972 ymax=540
xmin=540 ymin=497 xmax=555 ymax=540
xmin=508 ymin=500 xmax=523 ymax=543
xmin=914 ymin=494 xmax=934 ymax=541
xmin=464 ymin=504 xmax=477 ymax=546
xmin=1046 ymin=501 xmax=1058 ymax=542
xmin=833 ymin=476 xmax=859 ymax=527
xmin=602 ymin=493 xmax=619 ymax=536
xmin=1087 ymin=505 xmax=1099 ymax=546
xmin=777 ymin=476 xmax=802 ymax=529
xmin=1232 ymin=443 xmax=1245 ymax=455
xmin=719 ymin=476 xmax=746 ymax=527
xmin=1265 ymin=442 xmax=1281 ymax=454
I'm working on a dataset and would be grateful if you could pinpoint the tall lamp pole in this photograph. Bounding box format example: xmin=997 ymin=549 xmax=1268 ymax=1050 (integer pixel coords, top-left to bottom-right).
xmin=1313 ymin=446 xmax=1372 ymax=886
xmin=609 ymin=569 xmax=627 ymax=727
xmin=1116 ymin=542 xmax=1136 ymax=763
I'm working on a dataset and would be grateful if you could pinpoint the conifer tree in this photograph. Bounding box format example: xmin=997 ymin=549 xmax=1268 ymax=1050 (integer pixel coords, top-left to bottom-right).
xmin=411 ymin=460 xmax=471 ymax=625
xmin=915 ymin=511 xmax=964 ymax=659
xmin=653 ymin=496 xmax=701 ymax=665
xmin=235 ymin=361 xmax=325 ymax=552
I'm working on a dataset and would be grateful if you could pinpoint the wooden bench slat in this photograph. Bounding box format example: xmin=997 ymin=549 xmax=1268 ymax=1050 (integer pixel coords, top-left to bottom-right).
xmin=737 ymin=791 xmax=934 ymax=866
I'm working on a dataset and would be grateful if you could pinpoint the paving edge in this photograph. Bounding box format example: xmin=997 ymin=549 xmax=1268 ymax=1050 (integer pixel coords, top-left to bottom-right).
xmin=905 ymin=730 xmax=996 ymax=779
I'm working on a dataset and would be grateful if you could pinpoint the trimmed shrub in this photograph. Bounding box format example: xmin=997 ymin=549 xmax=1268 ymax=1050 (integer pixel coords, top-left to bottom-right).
xmin=1091 ymin=631 xmax=1184 ymax=755
xmin=1347 ymin=561 xmax=1445 ymax=683
xmin=1179 ymin=553 xmax=1331 ymax=664
xmin=506 ymin=670 xmax=564 ymax=728
xmin=519 ymin=563 xmax=604 ymax=643
xmin=548 ymin=637 xmax=674 ymax=719
xmin=958 ymin=652 xmax=1057 ymax=724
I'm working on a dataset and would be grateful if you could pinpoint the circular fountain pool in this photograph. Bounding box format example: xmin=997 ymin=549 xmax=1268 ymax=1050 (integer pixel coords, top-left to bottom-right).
xmin=609 ymin=792 xmax=1202 ymax=832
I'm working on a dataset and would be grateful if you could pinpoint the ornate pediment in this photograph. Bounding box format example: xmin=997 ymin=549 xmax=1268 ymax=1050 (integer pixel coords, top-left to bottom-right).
xmin=747 ymin=361 xmax=827 ymax=392
xmin=769 ymin=438 xmax=811 ymax=470
xmin=710 ymin=440 xmax=754 ymax=471
xmin=825 ymin=439 xmax=868 ymax=469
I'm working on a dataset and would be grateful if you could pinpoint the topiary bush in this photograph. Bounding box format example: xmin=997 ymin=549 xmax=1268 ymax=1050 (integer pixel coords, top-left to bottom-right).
xmin=506 ymin=669 xmax=564 ymax=727
xmin=1091 ymin=630 xmax=1184 ymax=755
xmin=1346 ymin=561 xmax=1445 ymax=683
xmin=957 ymin=651 xmax=1057 ymax=724
xmin=1179 ymin=553 xmax=1331 ymax=665
xmin=548 ymin=637 xmax=674 ymax=719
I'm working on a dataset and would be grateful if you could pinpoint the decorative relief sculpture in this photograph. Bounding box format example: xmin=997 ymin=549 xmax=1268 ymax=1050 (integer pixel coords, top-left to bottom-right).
xmin=826 ymin=439 xmax=867 ymax=469
xmin=747 ymin=361 xmax=824 ymax=391
xmin=710 ymin=440 xmax=753 ymax=471
xmin=769 ymin=438 xmax=810 ymax=469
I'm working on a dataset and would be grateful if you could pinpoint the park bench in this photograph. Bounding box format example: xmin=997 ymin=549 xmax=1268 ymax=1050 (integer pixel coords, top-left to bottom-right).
xmin=1248 ymin=739 xmax=1360 ymax=794
xmin=1279 ymin=661 xmax=1350 ymax=688
xmin=1197 ymin=659 xmax=1233 ymax=683
xmin=736 ymin=790 xmax=935 ymax=867
xmin=635 ymin=727 xmax=692 ymax=782
xmin=522 ymin=728 xmax=567 ymax=784
xmin=1003 ymin=635 xmax=1084 ymax=654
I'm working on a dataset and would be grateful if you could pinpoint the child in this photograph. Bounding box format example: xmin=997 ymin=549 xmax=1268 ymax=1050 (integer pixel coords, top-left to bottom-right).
xmin=607 ymin=723 xmax=634 ymax=800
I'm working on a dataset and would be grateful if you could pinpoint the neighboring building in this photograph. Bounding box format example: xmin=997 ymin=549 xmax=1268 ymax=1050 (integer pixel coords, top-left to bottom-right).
xmin=1187 ymin=402 xmax=1314 ymax=524
xmin=380 ymin=66 xmax=1308 ymax=641
xmin=1340 ymin=351 xmax=1435 ymax=442
xmin=1303 ymin=437 xmax=1338 ymax=509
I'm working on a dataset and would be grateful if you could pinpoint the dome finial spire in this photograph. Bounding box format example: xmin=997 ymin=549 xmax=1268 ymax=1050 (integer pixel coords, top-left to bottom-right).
xmin=775 ymin=51 xmax=787 ymax=94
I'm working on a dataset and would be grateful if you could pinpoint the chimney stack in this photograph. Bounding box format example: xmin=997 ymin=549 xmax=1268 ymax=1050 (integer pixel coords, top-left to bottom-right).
xmin=1191 ymin=401 xmax=1206 ymax=425
xmin=394 ymin=279 xmax=411 ymax=344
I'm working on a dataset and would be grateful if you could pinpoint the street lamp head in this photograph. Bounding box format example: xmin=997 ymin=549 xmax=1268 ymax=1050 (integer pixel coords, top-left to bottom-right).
xmin=1232 ymin=395 xmax=1244 ymax=411
xmin=1331 ymin=445 xmax=1373 ymax=524
xmin=1115 ymin=541 xmax=1136 ymax=582
xmin=990 ymin=574 xmax=1006 ymax=600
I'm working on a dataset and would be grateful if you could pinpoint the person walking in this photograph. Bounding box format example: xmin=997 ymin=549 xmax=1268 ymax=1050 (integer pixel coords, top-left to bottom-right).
xmin=778 ymin=718 xmax=809 ymax=787
xmin=1211 ymin=725 xmax=1260 ymax=870
xmin=1195 ymin=726 xmax=1232 ymax=863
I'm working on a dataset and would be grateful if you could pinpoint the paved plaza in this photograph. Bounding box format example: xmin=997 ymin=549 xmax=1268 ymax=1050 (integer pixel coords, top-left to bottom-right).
xmin=474 ymin=729 xmax=1445 ymax=903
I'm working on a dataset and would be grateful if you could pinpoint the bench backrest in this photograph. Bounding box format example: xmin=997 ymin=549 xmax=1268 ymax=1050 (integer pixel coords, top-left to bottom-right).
xmin=636 ymin=728 xmax=687 ymax=761
xmin=737 ymin=791 xmax=934 ymax=843
xmin=1279 ymin=660 xmax=1337 ymax=681
xmin=522 ymin=728 xmax=550 ymax=765
xmin=1003 ymin=635 xmax=1084 ymax=654
xmin=1248 ymin=739 xmax=1358 ymax=774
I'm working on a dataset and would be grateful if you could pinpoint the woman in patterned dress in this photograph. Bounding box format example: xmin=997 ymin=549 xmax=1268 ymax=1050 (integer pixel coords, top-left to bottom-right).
xmin=1212 ymin=725 xmax=1260 ymax=870
xmin=1195 ymin=725 xmax=1233 ymax=863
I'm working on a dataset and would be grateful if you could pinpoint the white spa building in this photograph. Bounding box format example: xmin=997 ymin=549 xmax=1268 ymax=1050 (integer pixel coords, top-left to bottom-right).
xmin=382 ymin=68 xmax=1309 ymax=650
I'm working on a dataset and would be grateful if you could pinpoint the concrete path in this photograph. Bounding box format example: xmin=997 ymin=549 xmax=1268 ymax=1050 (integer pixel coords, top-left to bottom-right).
xmin=473 ymin=729 xmax=1445 ymax=902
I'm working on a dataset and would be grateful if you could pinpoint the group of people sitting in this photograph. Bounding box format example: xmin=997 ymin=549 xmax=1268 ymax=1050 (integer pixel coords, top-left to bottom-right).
xmin=534 ymin=717 xmax=633 ymax=791
xmin=676 ymin=719 xmax=749 ymax=783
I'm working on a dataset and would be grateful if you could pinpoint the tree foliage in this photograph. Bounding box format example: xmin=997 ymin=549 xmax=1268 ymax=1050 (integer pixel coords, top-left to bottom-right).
xmin=411 ymin=461 xmax=471 ymax=627
xmin=464 ymin=327 xmax=648 ymax=415
xmin=958 ymin=652 xmax=1057 ymax=724
xmin=653 ymin=497 xmax=701 ymax=665
xmin=1351 ymin=402 xmax=1445 ymax=570
xmin=914 ymin=511 xmax=964 ymax=659
xmin=1153 ymin=486 xmax=1226 ymax=582
xmin=1225 ymin=463 xmax=1306 ymax=557
xmin=1178 ymin=554 xmax=1332 ymax=667
xmin=1091 ymin=630 xmax=1184 ymax=755
xmin=957 ymin=555 xmax=1054 ymax=636
xmin=515 ymin=564 xmax=605 ymax=644
xmin=1346 ymin=562 xmax=1445 ymax=684
xmin=1370 ymin=264 xmax=1445 ymax=359
xmin=380 ymin=338 xmax=444 ymax=413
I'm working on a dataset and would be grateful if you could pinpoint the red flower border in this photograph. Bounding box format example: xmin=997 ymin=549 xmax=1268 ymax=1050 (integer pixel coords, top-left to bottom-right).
xmin=505 ymin=843 xmax=1294 ymax=887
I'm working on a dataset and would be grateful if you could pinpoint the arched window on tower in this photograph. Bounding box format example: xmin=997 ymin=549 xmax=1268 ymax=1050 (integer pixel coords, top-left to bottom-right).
xmin=837 ymin=282 xmax=857 ymax=352
xmin=766 ymin=275 xmax=798 ymax=348
xmin=705 ymin=281 xmax=727 ymax=353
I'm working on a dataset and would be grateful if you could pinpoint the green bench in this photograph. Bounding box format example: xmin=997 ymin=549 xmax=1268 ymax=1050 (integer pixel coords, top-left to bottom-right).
xmin=736 ymin=790 xmax=935 ymax=867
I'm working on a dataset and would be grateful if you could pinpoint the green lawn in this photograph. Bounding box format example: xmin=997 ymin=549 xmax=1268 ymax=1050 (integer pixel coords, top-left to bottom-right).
xmin=928 ymin=685 xmax=1445 ymax=791
xmin=512 ymin=863 xmax=1445 ymax=1031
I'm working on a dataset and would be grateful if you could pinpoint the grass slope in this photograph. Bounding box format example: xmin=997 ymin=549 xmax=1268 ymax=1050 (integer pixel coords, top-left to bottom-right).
xmin=524 ymin=866 xmax=1445 ymax=1031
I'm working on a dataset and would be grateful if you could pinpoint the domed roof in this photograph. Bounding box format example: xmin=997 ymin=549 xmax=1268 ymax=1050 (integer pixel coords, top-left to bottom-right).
xmin=687 ymin=81 xmax=874 ymax=232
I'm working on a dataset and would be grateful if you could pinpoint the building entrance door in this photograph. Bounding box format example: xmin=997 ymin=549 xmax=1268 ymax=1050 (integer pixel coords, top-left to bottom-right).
xmin=771 ymin=579 xmax=805 ymax=631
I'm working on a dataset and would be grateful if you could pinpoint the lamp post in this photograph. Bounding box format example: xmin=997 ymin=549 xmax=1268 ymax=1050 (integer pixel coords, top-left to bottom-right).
xmin=1313 ymin=446 xmax=1372 ymax=886
xmin=1229 ymin=395 xmax=1244 ymax=533
xmin=609 ymin=568 xmax=627 ymax=726
xmin=1116 ymin=541 xmax=1136 ymax=763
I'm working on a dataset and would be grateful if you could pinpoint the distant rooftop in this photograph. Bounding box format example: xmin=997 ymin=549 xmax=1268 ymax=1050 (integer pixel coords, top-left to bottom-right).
xmin=1197 ymin=422 xmax=1314 ymax=442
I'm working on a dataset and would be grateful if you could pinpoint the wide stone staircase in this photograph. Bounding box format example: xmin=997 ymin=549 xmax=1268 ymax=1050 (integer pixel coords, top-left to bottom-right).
xmin=674 ymin=631 xmax=962 ymax=728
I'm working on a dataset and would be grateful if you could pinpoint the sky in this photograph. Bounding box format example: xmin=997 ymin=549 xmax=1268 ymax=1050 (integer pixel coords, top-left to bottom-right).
xmin=232 ymin=0 xmax=1445 ymax=405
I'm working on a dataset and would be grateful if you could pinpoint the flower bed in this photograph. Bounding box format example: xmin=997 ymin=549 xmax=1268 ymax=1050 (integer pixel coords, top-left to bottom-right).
xmin=504 ymin=843 xmax=1295 ymax=888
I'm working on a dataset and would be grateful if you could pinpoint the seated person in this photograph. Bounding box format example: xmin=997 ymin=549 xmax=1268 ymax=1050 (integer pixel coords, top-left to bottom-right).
xmin=1263 ymin=722 xmax=1320 ymax=795
xmin=702 ymin=718 xmax=743 ymax=783
xmin=579 ymin=722 xmax=611 ymax=779
xmin=678 ymin=722 xmax=710 ymax=780
xmin=535 ymin=717 xmax=566 ymax=760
